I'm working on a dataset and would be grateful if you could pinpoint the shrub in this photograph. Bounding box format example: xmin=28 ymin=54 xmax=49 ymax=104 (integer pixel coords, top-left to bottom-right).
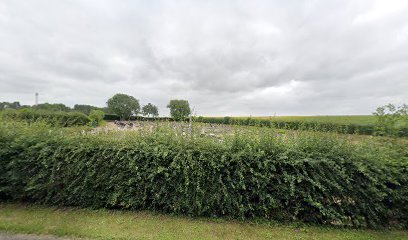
xmin=0 ymin=109 xmax=90 ymax=127
xmin=89 ymin=110 xmax=105 ymax=127
xmin=103 ymin=114 xmax=121 ymax=121
xmin=0 ymin=122 xmax=406 ymax=229
xmin=373 ymin=103 xmax=408 ymax=137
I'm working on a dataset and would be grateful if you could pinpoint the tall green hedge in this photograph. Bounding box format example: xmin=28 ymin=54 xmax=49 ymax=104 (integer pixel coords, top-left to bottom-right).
xmin=195 ymin=117 xmax=408 ymax=137
xmin=0 ymin=109 xmax=90 ymax=127
xmin=0 ymin=122 xmax=406 ymax=229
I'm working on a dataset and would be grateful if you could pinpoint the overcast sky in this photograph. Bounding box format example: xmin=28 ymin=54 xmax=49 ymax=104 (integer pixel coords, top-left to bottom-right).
xmin=0 ymin=0 xmax=407 ymax=116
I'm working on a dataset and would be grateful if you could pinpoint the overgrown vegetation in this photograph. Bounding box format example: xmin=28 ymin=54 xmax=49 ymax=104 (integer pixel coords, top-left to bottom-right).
xmin=0 ymin=121 xmax=406 ymax=229
xmin=195 ymin=115 xmax=408 ymax=137
xmin=196 ymin=116 xmax=375 ymax=135
xmin=195 ymin=103 xmax=408 ymax=137
xmin=0 ymin=109 xmax=90 ymax=127
xmin=88 ymin=110 xmax=105 ymax=127
xmin=373 ymin=104 xmax=408 ymax=137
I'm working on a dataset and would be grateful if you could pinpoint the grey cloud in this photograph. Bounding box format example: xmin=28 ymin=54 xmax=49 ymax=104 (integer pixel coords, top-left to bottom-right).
xmin=0 ymin=0 xmax=407 ymax=116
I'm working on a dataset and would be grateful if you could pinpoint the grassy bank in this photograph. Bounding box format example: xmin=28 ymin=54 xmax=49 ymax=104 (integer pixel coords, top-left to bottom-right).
xmin=0 ymin=203 xmax=407 ymax=240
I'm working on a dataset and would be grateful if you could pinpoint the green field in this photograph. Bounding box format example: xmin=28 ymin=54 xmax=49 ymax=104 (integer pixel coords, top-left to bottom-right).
xmin=1 ymin=204 xmax=407 ymax=240
xmin=218 ymin=115 xmax=377 ymax=125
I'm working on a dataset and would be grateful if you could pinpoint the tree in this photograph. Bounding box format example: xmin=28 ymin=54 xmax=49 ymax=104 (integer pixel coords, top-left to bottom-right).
xmin=142 ymin=103 xmax=159 ymax=118
xmin=74 ymin=104 xmax=101 ymax=115
xmin=0 ymin=101 xmax=21 ymax=110
xmin=33 ymin=103 xmax=70 ymax=112
xmin=167 ymin=99 xmax=191 ymax=121
xmin=107 ymin=93 xmax=140 ymax=120
xmin=373 ymin=103 xmax=408 ymax=136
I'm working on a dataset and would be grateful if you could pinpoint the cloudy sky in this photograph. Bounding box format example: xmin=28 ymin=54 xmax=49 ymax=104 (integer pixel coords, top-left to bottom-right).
xmin=0 ymin=0 xmax=407 ymax=116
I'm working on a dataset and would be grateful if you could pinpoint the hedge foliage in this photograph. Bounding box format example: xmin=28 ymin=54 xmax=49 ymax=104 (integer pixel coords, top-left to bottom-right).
xmin=0 ymin=122 xmax=407 ymax=229
xmin=195 ymin=116 xmax=408 ymax=137
xmin=0 ymin=109 xmax=90 ymax=127
xmin=102 ymin=114 xmax=408 ymax=137
xmin=103 ymin=114 xmax=173 ymax=122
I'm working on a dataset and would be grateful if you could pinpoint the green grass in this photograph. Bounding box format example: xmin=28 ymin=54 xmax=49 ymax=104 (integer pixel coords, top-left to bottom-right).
xmin=226 ymin=115 xmax=377 ymax=125
xmin=0 ymin=204 xmax=407 ymax=240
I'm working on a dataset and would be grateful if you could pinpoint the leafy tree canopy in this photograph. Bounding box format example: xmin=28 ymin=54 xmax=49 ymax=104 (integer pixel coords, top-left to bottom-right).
xmin=142 ymin=103 xmax=159 ymax=117
xmin=0 ymin=101 xmax=21 ymax=110
xmin=74 ymin=104 xmax=103 ymax=115
xmin=373 ymin=103 xmax=408 ymax=136
xmin=167 ymin=99 xmax=191 ymax=121
xmin=32 ymin=103 xmax=70 ymax=112
xmin=107 ymin=93 xmax=140 ymax=120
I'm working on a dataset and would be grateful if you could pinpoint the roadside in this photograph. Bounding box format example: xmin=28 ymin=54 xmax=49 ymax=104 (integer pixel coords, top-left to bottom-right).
xmin=1 ymin=203 xmax=407 ymax=240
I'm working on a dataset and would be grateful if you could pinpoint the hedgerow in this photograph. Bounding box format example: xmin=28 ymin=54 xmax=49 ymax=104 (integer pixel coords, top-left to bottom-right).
xmin=195 ymin=116 xmax=408 ymax=137
xmin=0 ymin=122 xmax=406 ymax=229
xmin=0 ymin=109 xmax=90 ymax=127
xmin=103 ymin=114 xmax=173 ymax=122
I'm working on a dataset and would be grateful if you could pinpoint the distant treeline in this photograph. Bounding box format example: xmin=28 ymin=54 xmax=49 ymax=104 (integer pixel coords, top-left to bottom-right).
xmin=0 ymin=109 xmax=90 ymax=127
xmin=0 ymin=101 xmax=106 ymax=115
xmin=0 ymin=109 xmax=173 ymax=127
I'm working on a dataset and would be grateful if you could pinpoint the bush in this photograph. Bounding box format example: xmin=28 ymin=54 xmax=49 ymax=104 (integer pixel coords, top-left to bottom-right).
xmin=0 ymin=109 xmax=90 ymax=127
xmin=373 ymin=103 xmax=408 ymax=137
xmin=0 ymin=122 xmax=406 ymax=229
xmin=103 ymin=114 xmax=173 ymax=122
xmin=103 ymin=114 xmax=121 ymax=121
xmin=89 ymin=110 xmax=105 ymax=127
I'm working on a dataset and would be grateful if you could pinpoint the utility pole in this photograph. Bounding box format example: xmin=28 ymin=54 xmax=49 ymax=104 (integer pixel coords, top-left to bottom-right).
xmin=35 ymin=92 xmax=39 ymax=105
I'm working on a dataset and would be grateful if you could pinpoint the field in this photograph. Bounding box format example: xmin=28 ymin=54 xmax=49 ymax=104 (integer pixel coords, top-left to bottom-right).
xmin=2 ymin=109 xmax=407 ymax=137
xmin=197 ymin=114 xmax=408 ymax=137
xmin=235 ymin=115 xmax=377 ymax=125
xmin=98 ymin=121 xmax=407 ymax=144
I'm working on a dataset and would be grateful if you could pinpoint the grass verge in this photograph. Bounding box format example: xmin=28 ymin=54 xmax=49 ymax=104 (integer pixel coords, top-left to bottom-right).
xmin=0 ymin=203 xmax=407 ymax=240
